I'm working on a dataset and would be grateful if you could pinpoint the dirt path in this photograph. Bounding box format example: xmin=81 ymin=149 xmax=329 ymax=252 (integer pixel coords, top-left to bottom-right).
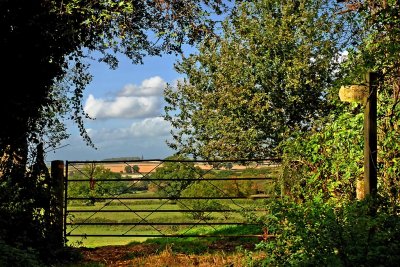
xmin=78 ymin=240 xmax=264 ymax=267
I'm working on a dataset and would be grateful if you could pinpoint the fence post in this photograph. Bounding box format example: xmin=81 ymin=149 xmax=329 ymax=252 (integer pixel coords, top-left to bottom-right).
xmin=364 ymin=72 xmax=378 ymax=197
xmin=339 ymin=72 xmax=379 ymax=199
xmin=51 ymin=160 xmax=65 ymax=248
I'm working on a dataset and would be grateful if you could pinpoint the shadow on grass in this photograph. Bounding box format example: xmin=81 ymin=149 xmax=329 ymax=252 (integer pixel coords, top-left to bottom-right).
xmin=57 ymin=225 xmax=263 ymax=266
xmin=128 ymin=224 xmax=262 ymax=255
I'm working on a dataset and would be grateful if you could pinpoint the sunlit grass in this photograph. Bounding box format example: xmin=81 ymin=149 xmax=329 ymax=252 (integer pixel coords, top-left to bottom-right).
xmin=65 ymin=198 xmax=266 ymax=248
xmin=65 ymin=166 xmax=276 ymax=248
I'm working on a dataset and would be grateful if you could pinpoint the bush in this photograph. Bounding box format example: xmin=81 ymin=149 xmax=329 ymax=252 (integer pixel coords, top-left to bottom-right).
xmin=0 ymin=241 xmax=42 ymax=267
xmin=150 ymin=156 xmax=203 ymax=198
xmin=179 ymin=181 xmax=227 ymax=220
xmin=256 ymin=197 xmax=400 ymax=266
xmin=68 ymin=165 xmax=133 ymax=200
xmin=278 ymin=111 xmax=364 ymax=203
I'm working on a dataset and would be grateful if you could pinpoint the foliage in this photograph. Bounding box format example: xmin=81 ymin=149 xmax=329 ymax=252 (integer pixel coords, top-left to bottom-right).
xmin=148 ymin=1 xmax=400 ymax=265
xmin=164 ymin=0 xmax=349 ymax=159
xmin=0 ymin=150 xmax=66 ymax=260
xmin=0 ymin=0 xmax=230 ymax=167
xmin=149 ymin=156 xmax=204 ymax=199
xmin=279 ymin=96 xmax=400 ymax=204
xmin=338 ymin=0 xmax=400 ymax=205
xmin=240 ymin=167 xmax=277 ymax=178
xmin=271 ymin=86 xmax=400 ymax=265
xmin=68 ymin=164 xmax=131 ymax=204
xmin=124 ymin=164 xmax=140 ymax=173
xmin=0 ymin=0 xmax=231 ymax=260
xmin=279 ymin=109 xmax=364 ymax=203
xmin=0 ymin=240 xmax=42 ymax=267
xmin=257 ymin=2 xmax=400 ymax=264
xmin=205 ymin=166 xmax=277 ymax=197
xmin=276 ymin=0 xmax=400 ymax=204
xmin=132 ymin=165 xmax=140 ymax=173
xmin=124 ymin=165 xmax=132 ymax=173
xmin=179 ymin=181 xmax=228 ymax=220
xmin=208 ymin=169 xmax=234 ymax=178
xmin=256 ymin=197 xmax=400 ymax=267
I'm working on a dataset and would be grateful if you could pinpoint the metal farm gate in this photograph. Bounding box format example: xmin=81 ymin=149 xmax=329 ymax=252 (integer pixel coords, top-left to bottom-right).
xmin=63 ymin=158 xmax=280 ymax=245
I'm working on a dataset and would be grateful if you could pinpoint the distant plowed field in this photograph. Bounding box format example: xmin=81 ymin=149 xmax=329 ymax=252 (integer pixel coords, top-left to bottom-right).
xmin=88 ymin=161 xmax=276 ymax=174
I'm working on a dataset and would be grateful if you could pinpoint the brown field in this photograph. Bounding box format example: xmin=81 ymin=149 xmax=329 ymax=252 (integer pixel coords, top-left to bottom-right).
xmin=65 ymin=160 xmax=279 ymax=176
xmin=104 ymin=162 xmax=162 ymax=173
xmin=101 ymin=161 xmax=275 ymax=174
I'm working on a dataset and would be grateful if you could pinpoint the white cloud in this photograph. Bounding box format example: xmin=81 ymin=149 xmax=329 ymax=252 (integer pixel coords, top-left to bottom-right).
xmin=84 ymin=94 xmax=161 ymax=119
xmin=130 ymin=117 xmax=172 ymax=137
xmin=83 ymin=76 xmax=171 ymax=119
xmin=81 ymin=75 xmax=177 ymax=151
xmin=87 ymin=117 xmax=172 ymax=141
xmin=118 ymin=76 xmax=166 ymax=97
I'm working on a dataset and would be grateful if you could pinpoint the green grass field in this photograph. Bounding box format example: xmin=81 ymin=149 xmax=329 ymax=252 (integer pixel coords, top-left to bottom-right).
xmin=66 ymin=196 xmax=267 ymax=247
xmin=65 ymin=165 xmax=279 ymax=247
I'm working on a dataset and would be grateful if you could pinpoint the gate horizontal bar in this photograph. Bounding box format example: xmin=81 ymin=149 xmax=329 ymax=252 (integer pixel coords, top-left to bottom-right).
xmin=67 ymin=196 xmax=270 ymax=200
xmin=67 ymin=222 xmax=258 ymax=226
xmin=66 ymin=209 xmax=267 ymax=213
xmin=67 ymin=158 xmax=281 ymax=164
xmin=66 ymin=234 xmax=264 ymax=238
xmin=67 ymin=177 xmax=274 ymax=182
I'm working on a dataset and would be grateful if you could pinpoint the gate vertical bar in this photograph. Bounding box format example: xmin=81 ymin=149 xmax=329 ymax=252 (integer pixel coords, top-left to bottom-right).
xmin=64 ymin=161 xmax=69 ymax=244
xmin=51 ymin=160 xmax=65 ymax=248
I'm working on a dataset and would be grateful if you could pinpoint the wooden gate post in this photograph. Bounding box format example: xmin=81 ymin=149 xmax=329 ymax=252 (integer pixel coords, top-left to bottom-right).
xmin=339 ymin=71 xmax=379 ymax=199
xmin=364 ymin=72 xmax=378 ymax=197
xmin=51 ymin=160 xmax=65 ymax=247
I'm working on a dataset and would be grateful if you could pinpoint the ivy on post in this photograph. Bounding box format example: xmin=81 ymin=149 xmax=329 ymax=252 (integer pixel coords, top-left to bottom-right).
xmin=339 ymin=72 xmax=378 ymax=199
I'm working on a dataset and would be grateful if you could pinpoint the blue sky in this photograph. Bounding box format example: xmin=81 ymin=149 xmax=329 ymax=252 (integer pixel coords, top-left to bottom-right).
xmin=46 ymin=51 xmax=186 ymax=162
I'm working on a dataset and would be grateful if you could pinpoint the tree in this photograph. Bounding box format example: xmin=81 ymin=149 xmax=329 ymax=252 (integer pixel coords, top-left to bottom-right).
xmin=253 ymin=2 xmax=400 ymax=264
xmin=0 ymin=0 xmax=229 ymax=175
xmin=164 ymin=0 xmax=350 ymax=159
xmin=179 ymin=181 xmax=226 ymax=220
xmin=124 ymin=165 xmax=133 ymax=173
xmin=68 ymin=164 xmax=129 ymax=205
xmin=149 ymin=155 xmax=203 ymax=198
xmin=335 ymin=0 xmax=400 ymax=202
xmin=276 ymin=0 xmax=400 ymax=204
xmin=132 ymin=165 xmax=140 ymax=173
xmin=225 ymin=162 xmax=233 ymax=170
xmin=124 ymin=164 xmax=139 ymax=174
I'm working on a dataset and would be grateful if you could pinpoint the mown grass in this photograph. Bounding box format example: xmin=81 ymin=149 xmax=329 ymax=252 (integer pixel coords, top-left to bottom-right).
xmin=65 ymin=166 xmax=277 ymax=248
xmin=66 ymin=198 xmax=266 ymax=248
xmin=140 ymin=225 xmax=262 ymax=254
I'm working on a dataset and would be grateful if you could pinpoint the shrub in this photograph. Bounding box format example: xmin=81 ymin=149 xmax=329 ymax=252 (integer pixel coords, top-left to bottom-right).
xmin=256 ymin=197 xmax=400 ymax=266
xmin=150 ymin=156 xmax=203 ymax=199
xmin=179 ymin=181 xmax=227 ymax=220
xmin=0 ymin=241 xmax=42 ymax=267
